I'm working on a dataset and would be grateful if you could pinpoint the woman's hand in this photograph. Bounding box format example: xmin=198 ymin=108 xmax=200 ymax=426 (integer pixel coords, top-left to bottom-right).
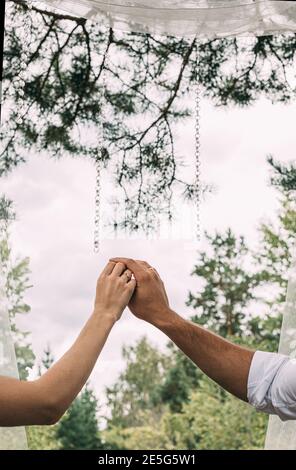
xmin=109 ymin=258 xmax=170 ymax=326
xmin=94 ymin=262 xmax=137 ymax=322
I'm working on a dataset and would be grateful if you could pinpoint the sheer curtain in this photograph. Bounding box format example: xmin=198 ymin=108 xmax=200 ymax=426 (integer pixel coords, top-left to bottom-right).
xmin=265 ymin=256 xmax=296 ymax=450
xmin=43 ymin=1 xmax=296 ymax=36
xmin=0 ymin=267 xmax=27 ymax=449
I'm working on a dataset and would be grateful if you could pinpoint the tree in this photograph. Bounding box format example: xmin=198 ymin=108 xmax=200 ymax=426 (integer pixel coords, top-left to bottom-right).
xmin=256 ymin=158 xmax=296 ymax=298
xmin=268 ymin=156 xmax=296 ymax=193
xmin=103 ymin=419 xmax=171 ymax=451
xmin=187 ymin=229 xmax=263 ymax=338
xmin=161 ymin=377 xmax=267 ymax=450
xmin=0 ymin=195 xmax=35 ymax=380
xmin=104 ymin=160 xmax=295 ymax=450
xmin=27 ymin=424 xmax=60 ymax=450
xmin=0 ymin=195 xmax=15 ymax=223
xmin=2 ymin=1 xmax=296 ymax=231
xmin=106 ymin=337 xmax=171 ymax=428
xmin=154 ymin=347 xmax=201 ymax=413
xmin=56 ymin=386 xmax=104 ymax=450
xmin=27 ymin=345 xmax=60 ymax=450
xmin=104 ymin=369 xmax=268 ymax=451
xmin=186 ymin=158 xmax=296 ymax=348
xmin=250 ymin=158 xmax=296 ymax=348
xmin=37 ymin=343 xmax=55 ymax=376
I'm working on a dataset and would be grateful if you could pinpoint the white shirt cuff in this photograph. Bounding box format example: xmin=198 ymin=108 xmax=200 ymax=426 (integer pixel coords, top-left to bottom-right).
xmin=247 ymin=350 xmax=296 ymax=421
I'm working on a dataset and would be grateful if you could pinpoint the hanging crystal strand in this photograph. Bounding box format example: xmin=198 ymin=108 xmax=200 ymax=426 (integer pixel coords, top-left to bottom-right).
xmin=124 ymin=197 xmax=128 ymax=237
xmin=0 ymin=1 xmax=6 ymax=124
xmin=94 ymin=36 xmax=109 ymax=253
xmin=93 ymin=117 xmax=103 ymax=253
xmin=94 ymin=157 xmax=101 ymax=253
xmin=113 ymin=199 xmax=119 ymax=238
xmin=156 ymin=208 xmax=161 ymax=240
xmin=194 ymin=48 xmax=201 ymax=243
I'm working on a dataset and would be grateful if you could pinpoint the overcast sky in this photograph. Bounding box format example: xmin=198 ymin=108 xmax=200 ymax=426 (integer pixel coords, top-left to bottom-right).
xmin=1 ymin=94 xmax=296 ymax=404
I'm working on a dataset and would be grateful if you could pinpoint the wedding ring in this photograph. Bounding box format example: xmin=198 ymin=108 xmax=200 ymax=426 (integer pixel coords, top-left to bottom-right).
xmin=124 ymin=270 xmax=132 ymax=280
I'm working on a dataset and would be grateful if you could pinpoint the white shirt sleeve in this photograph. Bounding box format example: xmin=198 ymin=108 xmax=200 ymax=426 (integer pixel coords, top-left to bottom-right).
xmin=247 ymin=350 xmax=296 ymax=421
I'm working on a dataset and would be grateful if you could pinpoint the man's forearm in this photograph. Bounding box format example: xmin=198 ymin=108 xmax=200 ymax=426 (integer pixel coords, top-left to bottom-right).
xmin=152 ymin=309 xmax=254 ymax=402
xmin=109 ymin=257 xmax=256 ymax=403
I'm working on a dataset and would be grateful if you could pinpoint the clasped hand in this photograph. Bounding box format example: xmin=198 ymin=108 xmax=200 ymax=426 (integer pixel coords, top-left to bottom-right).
xmin=94 ymin=258 xmax=170 ymax=325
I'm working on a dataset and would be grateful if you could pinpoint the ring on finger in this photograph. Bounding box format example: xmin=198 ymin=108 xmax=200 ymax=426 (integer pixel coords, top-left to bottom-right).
xmin=123 ymin=270 xmax=132 ymax=281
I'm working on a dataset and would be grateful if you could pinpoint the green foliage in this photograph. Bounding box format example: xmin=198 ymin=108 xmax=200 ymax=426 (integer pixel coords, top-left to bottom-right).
xmin=162 ymin=377 xmax=268 ymax=450
xmin=41 ymin=344 xmax=55 ymax=370
xmin=245 ymin=315 xmax=282 ymax=353
xmin=2 ymin=2 xmax=296 ymax=231
xmin=106 ymin=337 xmax=171 ymax=428
xmin=256 ymin=195 xmax=295 ymax=303
xmin=187 ymin=229 xmax=262 ymax=338
xmin=56 ymin=387 xmax=104 ymax=450
xmin=104 ymin=161 xmax=295 ymax=450
xmin=253 ymin=161 xmax=296 ymax=353
xmin=27 ymin=425 xmax=60 ymax=450
xmin=155 ymin=348 xmax=201 ymax=413
xmin=104 ymin=418 xmax=172 ymax=451
xmin=37 ymin=344 xmax=55 ymax=376
xmin=105 ymin=376 xmax=268 ymax=451
xmin=268 ymin=156 xmax=296 ymax=193
xmin=0 ymin=196 xmax=15 ymax=223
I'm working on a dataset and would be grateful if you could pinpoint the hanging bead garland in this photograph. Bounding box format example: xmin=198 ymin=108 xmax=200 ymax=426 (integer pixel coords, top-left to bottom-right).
xmin=194 ymin=41 xmax=201 ymax=243
xmin=93 ymin=113 xmax=104 ymax=253
xmin=94 ymin=157 xmax=102 ymax=253
xmin=94 ymin=41 xmax=109 ymax=253
xmin=195 ymin=82 xmax=201 ymax=242
xmin=0 ymin=0 xmax=6 ymax=124
xmin=94 ymin=41 xmax=202 ymax=250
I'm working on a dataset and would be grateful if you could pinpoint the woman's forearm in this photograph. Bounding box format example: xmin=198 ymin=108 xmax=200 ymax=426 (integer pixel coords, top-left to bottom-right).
xmin=36 ymin=310 xmax=115 ymax=421
xmin=0 ymin=310 xmax=115 ymax=426
xmin=153 ymin=308 xmax=254 ymax=401
xmin=0 ymin=261 xmax=136 ymax=427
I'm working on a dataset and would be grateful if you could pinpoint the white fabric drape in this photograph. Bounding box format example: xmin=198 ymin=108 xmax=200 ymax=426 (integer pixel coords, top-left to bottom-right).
xmin=42 ymin=1 xmax=296 ymax=37
xmin=0 ymin=268 xmax=27 ymax=449
xmin=265 ymin=255 xmax=296 ymax=450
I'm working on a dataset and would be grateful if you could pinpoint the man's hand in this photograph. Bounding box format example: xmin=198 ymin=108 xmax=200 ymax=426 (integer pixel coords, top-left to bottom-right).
xmin=109 ymin=258 xmax=170 ymax=325
xmin=94 ymin=262 xmax=136 ymax=322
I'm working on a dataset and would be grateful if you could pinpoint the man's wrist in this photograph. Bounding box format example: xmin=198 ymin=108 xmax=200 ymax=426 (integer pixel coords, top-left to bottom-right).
xmin=150 ymin=307 xmax=181 ymax=330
